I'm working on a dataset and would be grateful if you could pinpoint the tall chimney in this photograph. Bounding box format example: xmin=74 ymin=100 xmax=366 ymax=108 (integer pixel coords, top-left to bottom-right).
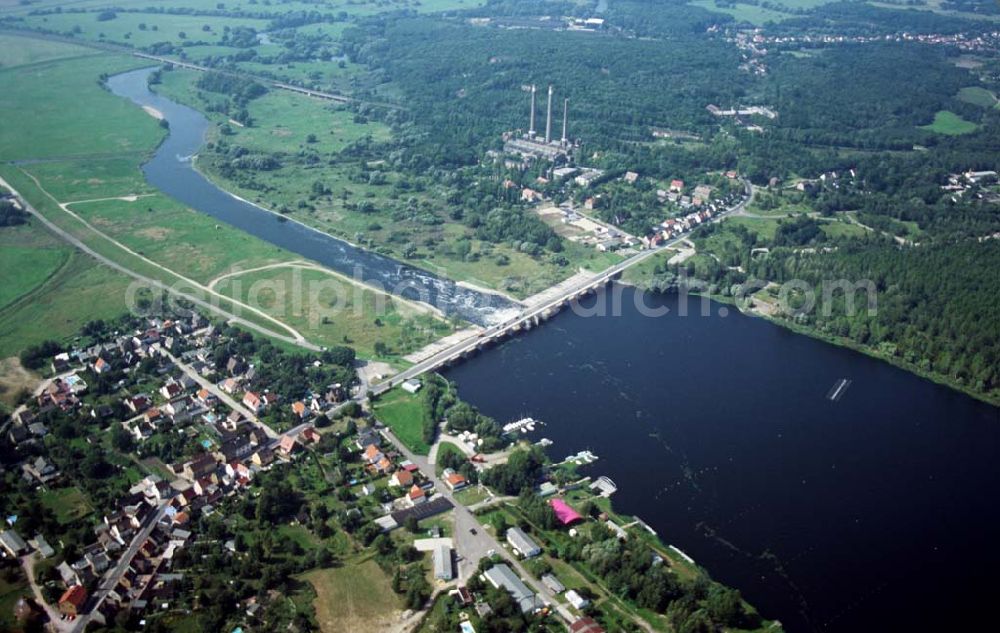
xmin=545 ymin=85 xmax=553 ymax=144
xmin=561 ymin=98 xmax=568 ymax=145
xmin=528 ymin=85 xmax=536 ymax=137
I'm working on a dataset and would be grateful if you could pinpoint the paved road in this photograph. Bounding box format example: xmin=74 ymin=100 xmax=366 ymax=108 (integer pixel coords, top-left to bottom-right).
xmin=21 ymin=553 xmax=71 ymax=633
xmin=0 ymin=176 xmax=320 ymax=352
xmin=161 ymin=349 xmax=279 ymax=441
xmin=69 ymin=502 xmax=170 ymax=633
xmin=380 ymin=429 xmax=577 ymax=624
xmin=374 ymin=178 xmax=755 ymax=395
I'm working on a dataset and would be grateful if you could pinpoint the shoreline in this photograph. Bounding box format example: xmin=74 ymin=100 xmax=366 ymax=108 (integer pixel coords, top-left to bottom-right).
xmin=621 ymin=278 xmax=1000 ymax=408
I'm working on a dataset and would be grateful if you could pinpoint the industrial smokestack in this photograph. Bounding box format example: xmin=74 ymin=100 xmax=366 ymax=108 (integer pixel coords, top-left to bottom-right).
xmin=545 ymin=85 xmax=553 ymax=144
xmin=528 ymin=85 xmax=536 ymax=137
xmin=561 ymin=98 xmax=568 ymax=145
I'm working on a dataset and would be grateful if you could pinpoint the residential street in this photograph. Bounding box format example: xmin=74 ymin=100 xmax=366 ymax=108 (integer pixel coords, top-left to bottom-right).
xmin=380 ymin=428 xmax=577 ymax=624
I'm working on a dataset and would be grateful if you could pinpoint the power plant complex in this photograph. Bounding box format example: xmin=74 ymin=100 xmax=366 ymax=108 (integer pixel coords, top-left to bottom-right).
xmin=503 ymin=84 xmax=573 ymax=161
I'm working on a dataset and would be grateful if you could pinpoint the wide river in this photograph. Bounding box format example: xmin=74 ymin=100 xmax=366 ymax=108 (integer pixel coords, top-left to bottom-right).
xmin=443 ymin=287 xmax=999 ymax=633
xmin=105 ymin=67 xmax=519 ymax=326
xmin=107 ymin=66 xmax=1000 ymax=632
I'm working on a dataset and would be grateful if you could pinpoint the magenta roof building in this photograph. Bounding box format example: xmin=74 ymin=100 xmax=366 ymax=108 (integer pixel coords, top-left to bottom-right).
xmin=549 ymin=498 xmax=583 ymax=526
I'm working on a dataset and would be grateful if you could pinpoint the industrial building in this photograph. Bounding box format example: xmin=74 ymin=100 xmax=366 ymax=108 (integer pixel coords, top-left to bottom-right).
xmin=503 ymin=84 xmax=573 ymax=161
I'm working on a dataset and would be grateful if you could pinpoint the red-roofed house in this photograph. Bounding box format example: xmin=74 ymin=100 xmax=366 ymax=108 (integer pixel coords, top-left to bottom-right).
xmin=59 ymin=585 xmax=88 ymax=617
xmin=242 ymin=391 xmax=263 ymax=414
xmin=669 ymin=179 xmax=684 ymax=192
xmin=550 ymin=498 xmax=583 ymax=526
xmin=291 ymin=401 xmax=309 ymax=419
xmin=363 ymin=444 xmax=384 ymax=464
xmin=300 ymin=427 xmax=321 ymax=444
xmin=278 ymin=435 xmax=299 ymax=456
xmin=443 ymin=470 xmax=467 ymax=491
xmin=389 ymin=470 xmax=414 ymax=488
xmin=407 ymin=484 xmax=427 ymax=506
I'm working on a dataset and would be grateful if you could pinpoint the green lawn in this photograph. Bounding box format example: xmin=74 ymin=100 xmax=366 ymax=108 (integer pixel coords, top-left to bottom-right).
xmin=434 ymin=441 xmax=465 ymax=475
xmin=920 ymin=110 xmax=978 ymax=135
xmin=0 ymin=234 xmax=132 ymax=358
xmin=372 ymin=388 xmax=430 ymax=455
xmin=21 ymin=157 xmax=154 ymax=201
xmin=957 ymin=86 xmax=997 ymax=108
xmin=40 ymin=485 xmax=94 ymax=524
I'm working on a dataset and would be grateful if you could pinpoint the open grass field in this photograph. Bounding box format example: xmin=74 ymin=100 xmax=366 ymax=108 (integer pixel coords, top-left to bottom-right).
xmin=920 ymin=110 xmax=978 ymax=135
xmin=0 ymin=245 xmax=68 ymax=310
xmin=214 ymin=265 xmax=454 ymax=359
xmin=21 ymin=157 xmax=154 ymax=201
xmin=157 ymin=68 xmax=390 ymax=155
xmin=18 ymin=12 xmax=270 ymax=48
xmin=0 ymin=49 xmax=163 ymax=161
xmin=1 ymin=0 xmax=482 ymax=22
xmin=303 ymin=557 xmax=403 ymax=633
xmin=372 ymin=387 xmax=431 ymax=454
xmin=66 ymin=193 xmax=295 ymax=284
xmin=0 ymin=213 xmax=132 ymax=357
xmin=0 ymin=32 xmax=95 ymax=68
xmin=40 ymin=485 xmax=94 ymax=523
xmin=957 ymin=86 xmax=998 ymax=108
xmin=0 ymin=223 xmax=70 ymax=311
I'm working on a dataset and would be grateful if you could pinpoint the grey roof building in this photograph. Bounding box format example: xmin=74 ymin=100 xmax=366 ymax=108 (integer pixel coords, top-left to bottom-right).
xmin=484 ymin=564 xmax=541 ymax=614
xmin=433 ymin=544 xmax=453 ymax=581
xmin=0 ymin=530 xmax=28 ymax=556
xmin=541 ymin=573 xmax=565 ymax=594
xmin=506 ymin=526 xmax=541 ymax=558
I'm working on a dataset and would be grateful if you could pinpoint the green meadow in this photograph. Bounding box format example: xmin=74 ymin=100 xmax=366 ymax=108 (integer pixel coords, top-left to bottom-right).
xmin=214 ymin=265 xmax=454 ymax=359
xmin=67 ymin=193 xmax=295 ymax=284
xmin=0 ymin=49 xmax=163 ymax=161
xmin=18 ymin=12 xmax=269 ymax=48
xmin=920 ymin=110 xmax=978 ymax=135
xmin=957 ymin=86 xmax=998 ymax=108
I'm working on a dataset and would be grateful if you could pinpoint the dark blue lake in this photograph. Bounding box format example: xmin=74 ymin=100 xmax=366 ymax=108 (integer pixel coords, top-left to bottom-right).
xmin=443 ymin=286 xmax=999 ymax=633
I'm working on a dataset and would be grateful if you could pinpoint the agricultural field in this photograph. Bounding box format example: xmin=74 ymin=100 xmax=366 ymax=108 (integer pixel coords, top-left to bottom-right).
xmin=920 ymin=110 xmax=978 ymax=135
xmin=303 ymin=557 xmax=404 ymax=633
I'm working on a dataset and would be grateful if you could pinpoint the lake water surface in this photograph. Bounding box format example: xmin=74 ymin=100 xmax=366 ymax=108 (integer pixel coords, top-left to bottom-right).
xmin=443 ymin=286 xmax=999 ymax=632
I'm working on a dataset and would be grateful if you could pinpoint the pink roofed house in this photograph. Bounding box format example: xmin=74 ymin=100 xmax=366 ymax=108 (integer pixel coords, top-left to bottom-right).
xmin=550 ymin=498 xmax=583 ymax=526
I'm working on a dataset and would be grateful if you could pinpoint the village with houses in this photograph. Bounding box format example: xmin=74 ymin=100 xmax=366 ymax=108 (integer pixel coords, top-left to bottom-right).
xmin=0 ymin=307 xmax=735 ymax=633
